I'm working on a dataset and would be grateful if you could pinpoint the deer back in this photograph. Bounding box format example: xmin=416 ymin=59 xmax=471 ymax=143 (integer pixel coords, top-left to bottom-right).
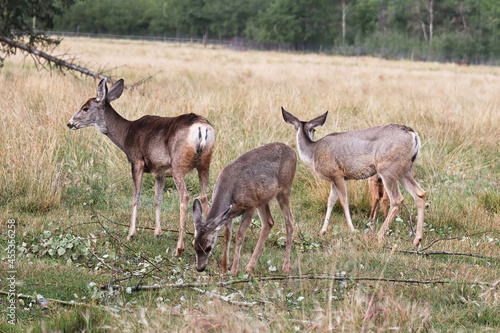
xmin=313 ymin=125 xmax=419 ymax=180
xmin=192 ymin=142 xmax=297 ymax=267
xmin=123 ymin=113 xmax=215 ymax=175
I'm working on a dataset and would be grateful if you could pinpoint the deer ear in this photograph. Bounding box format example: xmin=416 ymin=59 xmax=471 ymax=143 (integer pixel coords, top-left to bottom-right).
xmin=193 ymin=198 xmax=204 ymax=233
xmin=107 ymin=79 xmax=124 ymax=102
xmin=307 ymin=111 xmax=328 ymax=129
xmin=209 ymin=205 xmax=232 ymax=232
xmin=96 ymin=78 xmax=108 ymax=102
xmin=281 ymin=107 xmax=300 ymax=130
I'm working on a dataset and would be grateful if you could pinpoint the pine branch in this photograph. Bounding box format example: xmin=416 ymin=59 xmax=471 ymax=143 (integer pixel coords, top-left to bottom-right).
xmin=0 ymin=35 xmax=152 ymax=90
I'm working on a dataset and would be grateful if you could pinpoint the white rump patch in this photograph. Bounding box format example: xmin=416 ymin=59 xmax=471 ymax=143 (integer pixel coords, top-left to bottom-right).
xmin=187 ymin=123 xmax=215 ymax=152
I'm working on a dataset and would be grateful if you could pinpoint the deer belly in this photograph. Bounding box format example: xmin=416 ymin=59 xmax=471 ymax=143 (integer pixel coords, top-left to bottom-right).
xmin=151 ymin=165 xmax=173 ymax=177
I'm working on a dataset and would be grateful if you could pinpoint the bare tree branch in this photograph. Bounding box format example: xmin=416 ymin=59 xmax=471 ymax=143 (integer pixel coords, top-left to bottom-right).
xmin=0 ymin=35 xmax=135 ymax=89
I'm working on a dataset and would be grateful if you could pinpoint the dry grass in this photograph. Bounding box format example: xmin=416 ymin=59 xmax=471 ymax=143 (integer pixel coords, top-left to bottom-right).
xmin=0 ymin=37 xmax=499 ymax=332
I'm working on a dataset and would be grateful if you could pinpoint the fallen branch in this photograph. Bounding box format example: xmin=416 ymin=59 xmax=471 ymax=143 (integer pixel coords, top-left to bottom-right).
xmin=76 ymin=237 xmax=120 ymax=273
xmin=0 ymin=35 xmax=157 ymax=90
xmin=397 ymin=249 xmax=494 ymax=259
xmin=105 ymin=274 xmax=471 ymax=292
xmin=421 ymin=230 xmax=499 ymax=252
xmin=0 ymin=290 xmax=91 ymax=308
xmin=94 ymin=211 xmax=194 ymax=236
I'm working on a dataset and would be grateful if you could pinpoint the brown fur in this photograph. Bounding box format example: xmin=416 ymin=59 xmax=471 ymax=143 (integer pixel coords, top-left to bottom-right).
xmin=368 ymin=175 xmax=389 ymax=220
xmin=68 ymin=79 xmax=216 ymax=256
xmin=192 ymin=142 xmax=297 ymax=275
xmin=282 ymin=107 xmax=426 ymax=246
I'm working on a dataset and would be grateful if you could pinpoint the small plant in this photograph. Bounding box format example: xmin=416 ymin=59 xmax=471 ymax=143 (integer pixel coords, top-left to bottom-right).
xmin=479 ymin=188 xmax=500 ymax=214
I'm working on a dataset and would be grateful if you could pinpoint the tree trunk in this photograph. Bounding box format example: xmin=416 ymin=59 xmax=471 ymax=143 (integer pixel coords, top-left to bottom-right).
xmin=342 ymin=0 xmax=347 ymax=45
xmin=429 ymin=0 xmax=433 ymax=46
xmin=420 ymin=19 xmax=428 ymax=43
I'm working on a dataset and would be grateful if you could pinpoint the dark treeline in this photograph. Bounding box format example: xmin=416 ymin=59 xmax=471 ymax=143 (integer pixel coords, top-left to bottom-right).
xmin=53 ymin=0 xmax=500 ymax=63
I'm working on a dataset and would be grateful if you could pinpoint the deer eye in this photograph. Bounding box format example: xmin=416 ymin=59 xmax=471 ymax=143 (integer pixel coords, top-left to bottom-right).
xmin=205 ymin=246 xmax=212 ymax=253
xmin=82 ymin=107 xmax=89 ymax=112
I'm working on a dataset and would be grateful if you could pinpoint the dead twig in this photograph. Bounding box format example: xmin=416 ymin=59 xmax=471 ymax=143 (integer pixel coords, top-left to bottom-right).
xmin=421 ymin=230 xmax=498 ymax=252
xmin=0 ymin=35 xmax=159 ymax=90
xmin=0 ymin=290 xmax=92 ymax=308
xmin=132 ymin=70 xmax=162 ymax=87
xmin=107 ymin=274 xmax=484 ymax=292
xmin=397 ymin=249 xmax=494 ymax=259
xmin=76 ymin=237 xmax=120 ymax=273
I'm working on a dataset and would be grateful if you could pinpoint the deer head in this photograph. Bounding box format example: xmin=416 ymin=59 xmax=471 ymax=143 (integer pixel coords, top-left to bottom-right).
xmin=67 ymin=78 xmax=124 ymax=134
xmin=192 ymin=198 xmax=231 ymax=272
xmin=281 ymin=106 xmax=328 ymax=141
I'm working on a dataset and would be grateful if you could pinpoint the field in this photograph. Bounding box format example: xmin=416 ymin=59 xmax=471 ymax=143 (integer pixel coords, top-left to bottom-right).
xmin=1 ymin=37 xmax=499 ymax=332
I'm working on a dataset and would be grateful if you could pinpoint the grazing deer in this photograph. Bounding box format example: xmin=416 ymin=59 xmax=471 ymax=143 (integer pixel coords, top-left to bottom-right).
xmin=368 ymin=174 xmax=389 ymax=220
xmin=192 ymin=142 xmax=296 ymax=275
xmin=67 ymin=78 xmax=215 ymax=256
xmin=281 ymin=107 xmax=426 ymax=246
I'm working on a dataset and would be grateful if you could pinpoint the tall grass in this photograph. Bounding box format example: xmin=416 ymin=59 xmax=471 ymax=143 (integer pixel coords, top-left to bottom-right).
xmin=1 ymin=38 xmax=499 ymax=331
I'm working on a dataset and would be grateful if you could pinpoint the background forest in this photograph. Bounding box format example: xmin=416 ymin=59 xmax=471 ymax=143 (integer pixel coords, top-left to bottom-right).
xmin=52 ymin=0 xmax=500 ymax=63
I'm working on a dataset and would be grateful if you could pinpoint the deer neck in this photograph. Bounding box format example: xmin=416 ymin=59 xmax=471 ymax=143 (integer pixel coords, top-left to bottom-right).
xmin=296 ymin=127 xmax=317 ymax=169
xmin=103 ymin=106 xmax=130 ymax=152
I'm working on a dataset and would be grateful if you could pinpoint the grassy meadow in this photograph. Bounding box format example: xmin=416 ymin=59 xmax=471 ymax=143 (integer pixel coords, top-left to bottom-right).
xmin=1 ymin=37 xmax=499 ymax=332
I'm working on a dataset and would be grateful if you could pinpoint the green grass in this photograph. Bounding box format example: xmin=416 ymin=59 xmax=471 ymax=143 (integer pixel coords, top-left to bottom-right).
xmin=1 ymin=37 xmax=499 ymax=331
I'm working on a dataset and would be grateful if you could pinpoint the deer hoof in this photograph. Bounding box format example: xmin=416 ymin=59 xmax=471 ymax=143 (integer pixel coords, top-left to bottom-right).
xmin=413 ymin=237 xmax=422 ymax=247
xmin=282 ymin=263 xmax=291 ymax=274
xmin=319 ymin=229 xmax=327 ymax=236
xmin=245 ymin=264 xmax=255 ymax=273
xmin=376 ymin=233 xmax=385 ymax=243
xmin=175 ymin=248 xmax=184 ymax=257
xmin=154 ymin=230 xmax=163 ymax=238
xmin=127 ymin=234 xmax=135 ymax=241
xmin=230 ymin=266 xmax=239 ymax=276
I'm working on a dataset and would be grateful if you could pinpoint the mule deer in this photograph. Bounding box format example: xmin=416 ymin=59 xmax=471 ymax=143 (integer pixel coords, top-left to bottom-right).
xmin=281 ymin=107 xmax=426 ymax=246
xmin=67 ymin=78 xmax=215 ymax=256
xmin=368 ymin=175 xmax=389 ymax=220
xmin=192 ymin=142 xmax=296 ymax=275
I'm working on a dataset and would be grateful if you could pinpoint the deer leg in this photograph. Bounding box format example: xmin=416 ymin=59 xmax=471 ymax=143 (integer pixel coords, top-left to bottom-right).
xmin=221 ymin=218 xmax=234 ymax=274
xmin=231 ymin=209 xmax=254 ymax=276
xmin=382 ymin=188 xmax=389 ymax=218
xmin=333 ymin=176 xmax=357 ymax=232
xmin=400 ymin=174 xmax=426 ymax=246
xmin=197 ymin=164 xmax=210 ymax=219
xmin=320 ymin=182 xmax=339 ymax=235
xmin=246 ymin=204 xmax=274 ymax=273
xmin=154 ymin=176 xmax=166 ymax=237
xmin=369 ymin=176 xmax=382 ymax=220
xmin=127 ymin=164 xmax=144 ymax=241
xmin=277 ymin=193 xmax=294 ymax=274
xmin=376 ymin=176 xmax=404 ymax=242
xmin=173 ymin=172 xmax=189 ymax=257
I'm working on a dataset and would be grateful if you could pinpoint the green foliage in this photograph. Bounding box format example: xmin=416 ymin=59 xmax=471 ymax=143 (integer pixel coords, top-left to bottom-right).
xmin=49 ymin=0 xmax=500 ymax=61
xmin=0 ymin=0 xmax=75 ymax=63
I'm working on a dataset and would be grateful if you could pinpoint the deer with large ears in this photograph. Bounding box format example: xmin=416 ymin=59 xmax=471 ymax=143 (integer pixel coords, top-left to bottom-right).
xmin=67 ymin=78 xmax=215 ymax=256
xmin=281 ymin=107 xmax=426 ymax=246
xmin=192 ymin=142 xmax=296 ymax=275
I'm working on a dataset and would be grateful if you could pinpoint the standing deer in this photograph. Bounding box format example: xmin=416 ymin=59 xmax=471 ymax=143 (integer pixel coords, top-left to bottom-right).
xmin=368 ymin=174 xmax=389 ymax=221
xmin=281 ymin=107 xmax=426 ymax=246
xmin=67 ymin=78 xmax=215 ymax=256
xmin=192 ymin=142 xmax=296 ymax=275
